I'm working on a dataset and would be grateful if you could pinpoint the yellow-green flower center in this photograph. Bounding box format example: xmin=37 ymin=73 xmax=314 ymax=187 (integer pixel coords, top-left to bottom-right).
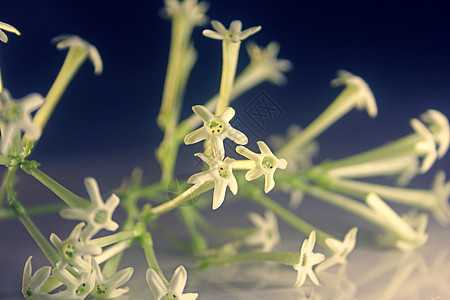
xmin=262 ymin=156 xmax=276 ymax=170
xmin=76 ymin=283 xmax=90 ymax=296
xmin=24 ymin=286 xmax=32 ymax=299
xmin=208 ymin=119 xmax=225 ymax=134
xmin=2 ymin=104 xmax=23 ymax=122
xmin=94 ymin=284 xmax=109 ymax=298
xmin=218 ymin=165 xmax=229 ymax=178
xmin=94 ymin=209 xmax=107 ymax=224
xmin=62 ymin=243 xmax=75 ymax=260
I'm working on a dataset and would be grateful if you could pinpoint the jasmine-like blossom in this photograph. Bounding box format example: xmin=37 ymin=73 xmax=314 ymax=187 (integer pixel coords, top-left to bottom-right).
xmin=366 ymin=193 xmax=428 ymax=252
xmin=0 ymin=89 xmax=44 ymax=155
xmin=331 ymin=70 xmax=378 ymax=117
xmin=162 ymin=0 xmax=209 ymax=26
xmin=184 ymin=105 xmax=248 ymax=160
xmin=146 ymin=266 xmax=198 ymax=300
xmin=203 ymin=20 xmax=261 ymax=43
xmin=90 ymin=260 xmax=133 ymax=299
xmin=293 ymin=231 xmax=325 ymax=287
xmin=52 ymin=266 xmax=96 ymax=299
xmin=60 ymin=177 xmax=120 ymax=241
xmin=187 ymin=153 xmax=237 ymax=210
xmin=0 ymin=20 xmax=20 ymax=43
xmin=245 ymin=210 xmax=280 ymax=252
xmin=245 ymin=41 xmax=293 ymax=85
xmin=22 ymin=256 xmax=52 ymax=300
xmin=316 ymin=227 xmax=358 ymax=272
xmin=236 ymin=141 xmax=288 ymax=193
xmin=52 ymin=35 xmax=103 ymax=75
xmin=409 ymin=118 xmax=437 ymax=173
xmin=420 ymin=109 xmax=450 ymax=158
xmin=50 ymin=222 xmax=102 ymax=272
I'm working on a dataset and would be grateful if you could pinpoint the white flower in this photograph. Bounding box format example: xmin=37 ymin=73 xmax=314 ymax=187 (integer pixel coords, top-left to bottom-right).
xmin=162 ymin=0 xmax=209 ymax=26
xmin=0 ymin=89 xmax=44 ymax=155
xmin=22 ymin=256 xmax=52 ymax=300
xmin=236 ymin=141 xmax=287 ymax=193
xmin=52 ymin=266 xmax=96 ymax=299
xmin=429 ymin=170 xmax=450 ymax=225
xmin=420 ymin=109 xmax=450 ymax=158
xmin=203 ymin=20 xmax=261 ymax=43
xmin=60 ymin=177 xmax=120 ymax=241
xmin=316 ymin=227 xmax=358 ymax=272
xmin=90 ymin=260 xmax=133 ymax=299
xmin=146 ymin=266 xmax=198 ymax=300
xmin=50 ymin=222 xmax=102 ymax=272
xmin=0 ymin=20 xmax=20 ymax=43
xmin=52 ymin=35 xmax=103 ymax=75
xmin=187 ymin=153 xmax=237 ymax=210
xmin=293 ymin=231 xmax=325 ymax=287
xmin=184 ymin=105 xmax=248 ymax=160
xmin=246 ymin=41 xmax=293 ymax=85
xmin=245 ymin=210 xmax=280 ymax=252
xmin=331 ymin=70 xmax=378 ymax=118
xmin=410 ymin=118 xmax=437 ymax=173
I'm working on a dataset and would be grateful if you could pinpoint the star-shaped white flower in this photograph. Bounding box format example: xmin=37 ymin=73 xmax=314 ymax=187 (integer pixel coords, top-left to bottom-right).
xmin=245 ymin=210 xmax=280 ymax=252
xmin=52 ymin=265 xmax=96 ymax=299
xmin=184 ymin=105 xmax=248 ymax=160
xmin=420 ymin=109 xmax=450 ymax=159
xmin=203 ymin=20 xmax=261 ymax=43
xmin=293 ymin=231 xmax=325 ymax=287
xmin=22 ymin=256 xmax=52 ymax=300
xmin=331 ymin=70 xmax=378 ymax=118
xmin=60 ymin=177 xmax=120 ymax=241
xmin=146 ymin=266 xmax=198 ymax=300
xmin=0 ymin=20 xmax=20 ymax=43
xmin=429 ymin=170 xmax=450 ymax=226
xmin=50 ymin=222 xmax=102 ymax=272
xmin=245 ymin=41 xmax=293 ymax=85
xmin=316 ymin=227 xmax=358 ymax=272
xmin=0 ymin=89 xmax=44 ymax=155
xmin=187 ymin=153 xmax=237 ymax=210
xmin=162 ymin=0 xmax=209 ymax=26
xmin=52 ymin=35 xmax=103 ymax=75
xmin=236 ymin=141 xmax=287 ymax=193
xmin=90 ymin=259 xmax=134 ymax=299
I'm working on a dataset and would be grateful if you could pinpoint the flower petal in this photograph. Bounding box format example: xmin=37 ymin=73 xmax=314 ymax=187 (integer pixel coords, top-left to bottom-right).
xmin=245 ymin=168 xmax=264 ymax=181
xmin=219 ymin=107 xmax=236 ymax=123
xmin=212 ymin=179 xmax=227 ymax=210
xmin=192 ymin=105 xmax=215 ymax=122
xmin=264 ymin=173 xmax=276 ymax=193
xmin=225 ymin=127 xmax=248 ymax=145
xmin=169 ymin=265 xmax=188 ymax=296
xmin=146 ymin=268 xmax=167 ymax=300
xmin=184 ymin=127 xmax=209 ymax=145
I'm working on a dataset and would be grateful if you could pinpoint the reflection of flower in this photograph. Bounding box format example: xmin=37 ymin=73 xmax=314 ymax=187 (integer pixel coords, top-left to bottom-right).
xmin=0 ymin=90 xmax=44 ymax=155
xmin=50 ymin=222 xmax=102 ymax=272
xmin=22 ymin=256 xmax=51 ymax=300
xmin=331 ymin=70 xmax=378 ymax=117
xmin=236 ymin=141 xmax=287 ymax=193
xmin=0 ymin=20 xmax=20 ymax=43
xmin=60 ymin=177 xmax=120 ymax=241
xmin=316 ymin=227 xmax=358 ymax=272
xmin=203 ymin=20 xmax=261 ymax=43
xmin=245 ymin=210 xmax=280 ymax=252
xmin=146 ymin=266 xmax=198 ymax=300
xmin=429 ymin=170 xmax=450 ymax=225
xmin=293 ymin=231 xmax=325 ymax=287
xmin=52 ymin=35 xmax=103 ymax=75
xmin=184 ymin=105 xmax=248 ymax=160
xmin=187 ymin=153 xmax=237 ymax=210
xmin=91 ymin=259 xmax=133 ymax=299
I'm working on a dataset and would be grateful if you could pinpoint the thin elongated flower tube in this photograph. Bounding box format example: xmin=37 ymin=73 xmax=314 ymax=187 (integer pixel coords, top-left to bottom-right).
xmin=236 ymin=141 xmax=288 ymax=193
xmin=91 ymin=259 xmax=133 ymax=299
xmin=184 ymin=105 xmax=248 ymax=159
xmin=187 ymin=153 xmax=237 ymax=210
xmin=146 ymin=265 xmax=198 ymax=300
xmin=0 ymin=20 xmax=20 ymax=43
xmin=22 ymin=256 xmax=52 ymax=300
xmin=59 ymin=177 xmax=120 ymax=241
xmin=316 ymin=227 xmax=358 ymax=272
xmin=277 ymin=70 xmax=377 ymax=158
xmin=245 ymin=210 xmax=281 ymax=252
xmin=0 ymin=90 xmax=44 ymax=155
xmin=293 ymin=231 xmax=325 ymax=287
xmin=50 ymin=222 xmax=102 ymax=272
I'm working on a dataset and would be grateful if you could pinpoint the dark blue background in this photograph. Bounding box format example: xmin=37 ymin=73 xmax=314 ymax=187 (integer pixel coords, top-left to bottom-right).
xmin=1 ymin=0 xmax=449 ymax=167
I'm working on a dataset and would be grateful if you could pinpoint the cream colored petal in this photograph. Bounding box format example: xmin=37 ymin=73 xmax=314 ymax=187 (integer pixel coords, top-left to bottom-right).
xmin=239 ymin=25 xmax=262 ymax=41
xmin=277 ymin=158 xmax=288 ymax=169
xmin=236 ymin=145 xmax=259 ymax=161
xmin=228 ymin=175 xmax=238 ymax=195
xmin=225 ymin=127 xmax=248 ymax=145
xmin=245 ymin=168 xmax=264 ymax=181
xmin=187 ymin=171 xmax=211 ymax=185
xmin=146 ymin=268 xmax=167 ymax=300
xmin=169 ymin=265 xmax=188 ymax=296
xmin=184 ymin=127 xmax=209 ymax=145
xmin=202 ymin=29 xmax=224 ymax=40
xmin=220 ymin=106 xmax=235 ymax=123
xmin=192 ymin=105 xmax=215 ymax=122
xmin=210 ymin=20 xmax=228 ymax=36
xmin=212 ymin=180 xmax=227 ymax=210
xmin=264 ymin=173 xmax=275 ymax=193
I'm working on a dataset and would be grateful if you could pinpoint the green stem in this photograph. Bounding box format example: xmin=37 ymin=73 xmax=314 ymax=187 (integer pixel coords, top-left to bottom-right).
xmin=26 ymin=167 xmax=90 ymax=208
xmin=140 ymin=231 xmax=169 ymax=286
xmin=0 ymin=202 xmax=64 ymax=220
xmin=215 ymin=41 xmax=240 ymax=115
xmin=200 ymin=251 xmax=299 ymax=268
xmin=242 ymin=183 xmax=334 ymax=252
xmin=179 ymin=206 xmax=209 ymax=254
